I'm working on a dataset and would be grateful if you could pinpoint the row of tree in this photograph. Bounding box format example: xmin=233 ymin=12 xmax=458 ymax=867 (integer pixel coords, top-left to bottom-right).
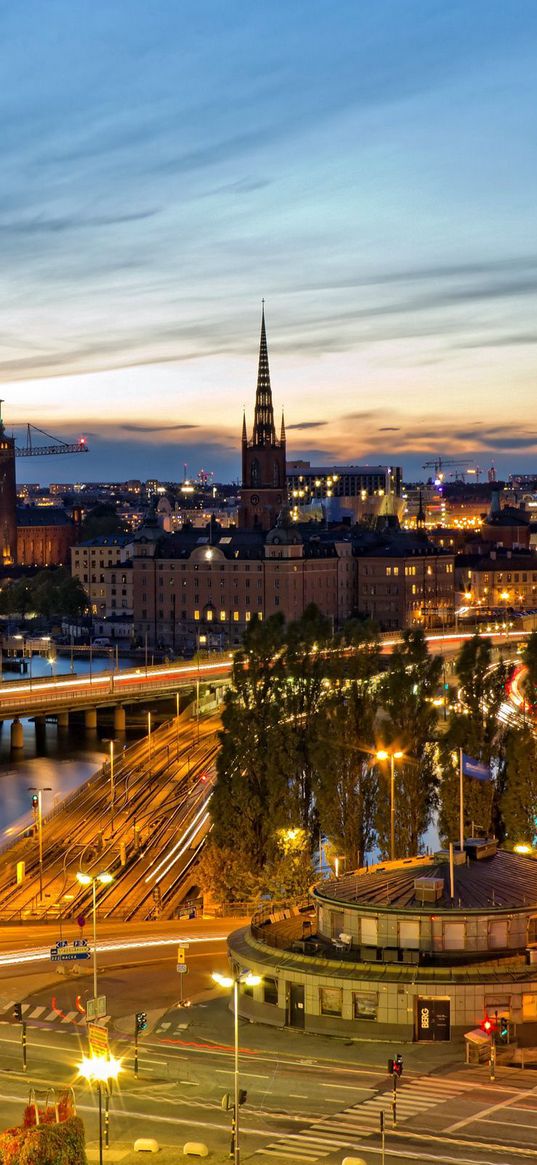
xmin=199 ymin=605 xmax=537 ymax=903
xmin=0 ymin=568 xmax=88 ymax=620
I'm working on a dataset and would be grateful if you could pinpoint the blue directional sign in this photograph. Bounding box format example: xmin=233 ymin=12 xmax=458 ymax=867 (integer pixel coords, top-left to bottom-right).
xmin=50 ymin=938 xmax=90 ymax=962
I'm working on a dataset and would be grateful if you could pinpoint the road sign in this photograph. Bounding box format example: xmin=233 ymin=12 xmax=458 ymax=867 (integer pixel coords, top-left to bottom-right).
xmin=177 ymin=946 xmax=186 ymax=965
xmin=177 ymin=964 xmax=188 ymax=974
xmin=77 ymin=915 xmax=86 ymax=929
xmin=88 ymin=1022 xmax=109 ymax=1057
xmin=50 ymin=939 xmax=90 ymax=963
xmin=86 ymin=995 xmax=107 ymax=1021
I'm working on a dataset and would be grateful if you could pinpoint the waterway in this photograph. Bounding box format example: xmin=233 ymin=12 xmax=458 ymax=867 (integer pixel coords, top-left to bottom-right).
xmin=0 ymin=654 xmax=141 ymax=839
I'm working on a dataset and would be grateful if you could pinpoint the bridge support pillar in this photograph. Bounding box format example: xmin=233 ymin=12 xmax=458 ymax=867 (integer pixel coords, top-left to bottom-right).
xmin=114 ymin=706 xmax=126 ymax=733
xmin=11 ymin=718 xmax=23 ymax=751
xmin=57 ymin=711 xmax=69 ymax=730
xmin=85 ymin=708 xmax=98 ymax=731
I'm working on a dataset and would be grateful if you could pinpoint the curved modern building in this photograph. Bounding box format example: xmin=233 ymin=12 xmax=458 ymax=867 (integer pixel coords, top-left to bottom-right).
xmin=228 ymin=844 xmax=537 ymax=1041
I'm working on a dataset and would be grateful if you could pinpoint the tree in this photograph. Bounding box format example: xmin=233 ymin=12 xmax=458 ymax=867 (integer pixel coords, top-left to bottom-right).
xmin=313 ymin=647 xmax=379 ymax=868
xmin=211 ymin=614 xmax=289 ymax=879
xmin=438 ymin=635 xmax=506 ymax=843
xmin=500 ymin=726 xmax=537 ymax=848
xmin=81 ymin=503 xmax=127 ymax=540
xmin=522 ymin=630 xmax=537 ymax=709
xmin=377 ymin=628 xmax=442 ymax=857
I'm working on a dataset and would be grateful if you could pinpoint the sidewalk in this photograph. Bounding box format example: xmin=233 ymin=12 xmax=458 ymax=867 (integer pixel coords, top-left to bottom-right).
xmin=86 ymin=1145 xmax=231 ymax=1163
xmin=149 ymin=992 xmax=469 ymax=1076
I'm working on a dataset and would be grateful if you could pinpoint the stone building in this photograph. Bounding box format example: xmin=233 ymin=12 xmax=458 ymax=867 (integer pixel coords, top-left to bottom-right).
xmin=71 ymin=534 xmax=134 ymax=619
xmin=17 ymin=506 xmax=80 ymax=567
xmin=228 ymin=844 xmax=537 ymax=1042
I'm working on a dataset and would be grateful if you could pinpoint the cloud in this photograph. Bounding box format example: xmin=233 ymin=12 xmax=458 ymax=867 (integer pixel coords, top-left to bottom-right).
xmin=286 ymin=420 xmax=327 ymax=430
xmin=379 ymin=426 xmax=401 ymax=431
xmin=121 ymin=422 xmax=199 ymax=432
xmin=0 ymin=209 xmax=159 ymax=235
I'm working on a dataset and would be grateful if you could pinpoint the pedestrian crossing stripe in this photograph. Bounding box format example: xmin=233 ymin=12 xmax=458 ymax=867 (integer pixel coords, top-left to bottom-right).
xmin=0 ymin=1001 xmax=111 ymax=1029
xmin=253 ymin=1076 xmax=468 ymax=1163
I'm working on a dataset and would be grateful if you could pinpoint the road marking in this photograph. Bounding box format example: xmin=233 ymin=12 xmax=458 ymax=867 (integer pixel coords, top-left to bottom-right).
xmin=61 ymin=1011 xmax=78 ymax=1024
xmin=447 ymin=1083 xmax=537 ymax=1133
xmin=28 ymin=1006 xmax=46 ymax=1019
xmin=215 ymin=1068 xmax=270 ymax=1079
xmin=321 ymin=1082 xmax=372 ymax=1091
xmin=289 ymin=1094 xmax=308 ymax=1099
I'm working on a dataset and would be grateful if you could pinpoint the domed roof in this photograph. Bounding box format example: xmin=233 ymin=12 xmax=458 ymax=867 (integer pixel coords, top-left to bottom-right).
xmin=266 ymin=507 xmax=303 ymax=545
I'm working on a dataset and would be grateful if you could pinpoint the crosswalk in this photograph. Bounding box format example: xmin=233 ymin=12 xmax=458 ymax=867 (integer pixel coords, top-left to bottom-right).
xmin=254 ymin=1075 xmax=467 ymax=1162
xmin=0 ymin=999 xmax=111 ymax=1029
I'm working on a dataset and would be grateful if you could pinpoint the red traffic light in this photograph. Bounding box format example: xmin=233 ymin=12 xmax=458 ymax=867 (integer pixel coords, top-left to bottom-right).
xmin=481 ymin=1016 xmax=493 ymax=1033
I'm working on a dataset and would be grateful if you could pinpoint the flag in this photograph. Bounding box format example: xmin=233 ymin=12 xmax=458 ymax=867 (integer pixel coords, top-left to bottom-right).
xmin=461 ymin=753 xmax=491 ymax=782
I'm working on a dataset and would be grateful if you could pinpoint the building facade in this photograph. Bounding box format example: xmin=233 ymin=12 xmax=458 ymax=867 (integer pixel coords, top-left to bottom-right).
xmin=17 ymin=506 xmax=80 ymax=567
xmin=71 ymin=535 xmax=134 ymax=619
xmin=228 ymin=846 xmax=537 ymax=1042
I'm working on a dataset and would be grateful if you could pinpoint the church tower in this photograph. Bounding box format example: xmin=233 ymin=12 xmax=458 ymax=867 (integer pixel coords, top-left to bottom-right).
xmin=239 ymin=306 xmax=286 ymax=531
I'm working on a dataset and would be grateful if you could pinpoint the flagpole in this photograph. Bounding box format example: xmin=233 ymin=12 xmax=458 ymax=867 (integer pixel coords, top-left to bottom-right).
xmin=459 ymin=748 xmax=464 ymax=853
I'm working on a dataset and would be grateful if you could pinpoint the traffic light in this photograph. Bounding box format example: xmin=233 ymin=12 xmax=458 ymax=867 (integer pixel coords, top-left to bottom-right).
xmin=13 ymin=1003 xmax=23 ymax=1022
xmin=31 ymin=795 xmax=38 ymax=811
xmin=135 ymin=1012 xmax=147 ymax=1033
xmin=499 ymin=1016 xmax=509 ymax=1042
xmin=393 ymin=1053 xmax=403 ymax=1077
xmin=238 ymin=1089 xmax=248 ymax=1107
xmin=481 ymin=1015 xmax=493 ymax=1035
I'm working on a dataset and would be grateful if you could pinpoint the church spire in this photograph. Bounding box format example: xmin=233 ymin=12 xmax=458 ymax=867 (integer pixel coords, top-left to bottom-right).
xmin=280 ymin=408 xmax=286 ymax=443
xmin=252 ymin=301 xmax=276 ymax=447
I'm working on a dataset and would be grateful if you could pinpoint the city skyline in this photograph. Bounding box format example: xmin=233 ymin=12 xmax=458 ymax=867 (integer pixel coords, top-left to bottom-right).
xmin=3 ymin=1 xmax=537 ymax=483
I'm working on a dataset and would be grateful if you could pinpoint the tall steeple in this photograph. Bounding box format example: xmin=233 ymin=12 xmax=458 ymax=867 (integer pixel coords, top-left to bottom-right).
xmin=239 ymin=305 xmax=287 ymax=531
xmin=252 ymin=302 xmax=276 ymax=447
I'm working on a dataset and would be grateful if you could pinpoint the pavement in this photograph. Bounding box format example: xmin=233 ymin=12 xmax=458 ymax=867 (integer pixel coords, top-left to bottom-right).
xmin=152 ymin=991 xmax=467 ymax=1076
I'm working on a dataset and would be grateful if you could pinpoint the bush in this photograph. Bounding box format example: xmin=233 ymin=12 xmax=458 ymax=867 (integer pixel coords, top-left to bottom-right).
xmin=0 ymin=1115 xmax=87 ymax=1164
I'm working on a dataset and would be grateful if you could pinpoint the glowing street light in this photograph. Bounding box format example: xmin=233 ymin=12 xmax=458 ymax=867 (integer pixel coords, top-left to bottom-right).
xmin=376 ymin=750 xmax=404 ymax=862
xmin=76 ymin=871 xmax=114 ymax=997
xmin=78 ymin=1052 xmax=121 ymax=1165
xmin=212 ymin=970 xmax=261 ymax=1164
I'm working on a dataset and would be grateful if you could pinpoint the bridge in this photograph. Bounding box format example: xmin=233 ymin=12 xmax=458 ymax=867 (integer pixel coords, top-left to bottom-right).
xmin=0 ymin=626 xmax=527 ymax=748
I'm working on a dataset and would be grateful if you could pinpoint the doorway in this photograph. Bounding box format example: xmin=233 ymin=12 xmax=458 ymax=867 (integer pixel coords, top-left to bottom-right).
xmin=288 ymin=983 xmax=305 ymax=1029
xmin=416 ymin=997 xmax=450 ymax=1041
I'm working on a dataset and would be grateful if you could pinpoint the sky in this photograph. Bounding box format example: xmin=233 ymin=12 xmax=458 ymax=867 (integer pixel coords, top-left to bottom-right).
xmin=2 ymin=0 xmax=537 ymax=485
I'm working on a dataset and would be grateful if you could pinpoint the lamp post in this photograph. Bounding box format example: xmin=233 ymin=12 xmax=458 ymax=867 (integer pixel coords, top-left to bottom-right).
xmin=76 ymin=871 xmax=113 ymax=998
xmin=212 ymin=969 xmax=261 ymax=1165
xmin=28 ymin=786 xmax=52 ymax=900
xmin=78 ymin=1052 xmax=121 ymax=1165
xmin=103 ymin=739 xmax=118 ymax=834
xmin=176 ymin=691 xmax=180 ymax=757
xmin=376 ymin=750 xmax=404 ymax=861
xmin=147 ymin=711 xmax=152 ymax=763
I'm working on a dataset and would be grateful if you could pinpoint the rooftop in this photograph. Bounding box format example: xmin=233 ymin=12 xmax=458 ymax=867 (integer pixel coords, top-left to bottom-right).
xmin=314 ymin=849 xmax=537 ymax=913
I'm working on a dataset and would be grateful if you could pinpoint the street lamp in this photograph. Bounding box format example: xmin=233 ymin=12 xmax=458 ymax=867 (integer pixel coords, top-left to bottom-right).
xmin=212 ymin=969 xmax=261 ymax=1165
xmin=376 ymin=750 xmax=404 ymax=862
xmin=147 ymin=710 xmax=152 ymax=763
xmin=103 ymin=739 xmax=118 ymax=834
xmin=78 ymin=1052 xmax=121 ymax=1165
xmin=28 ymin=786 xmax=52 ymax=900
xmin=76 ymin=871 xmax=114 ymax=998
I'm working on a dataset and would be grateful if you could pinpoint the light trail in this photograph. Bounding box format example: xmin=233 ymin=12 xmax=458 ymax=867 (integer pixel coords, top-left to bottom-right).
xmin=145 ymin=798 xmax=212 ymax=883
xmin=0 ymin=933 xmax=229 ymax=969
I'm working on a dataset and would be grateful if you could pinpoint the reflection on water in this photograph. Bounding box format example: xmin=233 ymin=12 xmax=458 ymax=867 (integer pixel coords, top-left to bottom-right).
xmin=0 ymin=654 xmax=136 ymax=837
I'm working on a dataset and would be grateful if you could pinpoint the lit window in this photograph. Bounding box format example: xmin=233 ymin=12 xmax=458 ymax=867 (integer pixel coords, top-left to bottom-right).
xmin=220 ymin=610 xmax=226 ymax=621
xmin=233 ymin=611 xmax=239 ymax=622
xmin=206 ymin=609 xmax=213 ymax=621
xmin=194 ymin=610 xmax=200 ymax=621
xmin=245 ymin=611 xmax=251 ymax=621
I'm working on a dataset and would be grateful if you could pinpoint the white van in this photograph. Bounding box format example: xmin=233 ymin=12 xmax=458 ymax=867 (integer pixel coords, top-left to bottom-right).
xmin=92 ymin=637 xmax=112 ymax=647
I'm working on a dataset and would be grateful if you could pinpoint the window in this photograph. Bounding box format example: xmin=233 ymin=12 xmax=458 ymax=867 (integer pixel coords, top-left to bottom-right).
xmin=245 ymin=611 xmax=251 ymax=620
xmin=263 ymin=977 xmax=278 ymax=1006
xmin=194 ymin=610 xmax=200 ymax=621
xmin=399 ymin=920 xmax=420 ymax=949
xmin=233 ymin=611 xmax=239 ymax=622
xmin=386 ymin=567 xmax=392 ymax=576
xmin=489 ymin=919 xmax=508 ymax=949
xmin=206 ymin=609 xmax=213 ymax=621
xmin=220 ymin=610 xmax=226 ymax=621
xmin=320 ymin=987 xmax=342 ymax=1017
xmin=360 ymin=917 xmax=377 ymax=946
xmin=443 ymin=922 xmax=465 ymax=950
xmin=353 ymin=993 xmax=377 ymax=1021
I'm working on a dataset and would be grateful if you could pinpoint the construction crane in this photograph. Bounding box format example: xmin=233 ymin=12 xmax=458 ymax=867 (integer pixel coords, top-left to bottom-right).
xmin=422 ymin=457 xmax=472 ymax=482
xmin=14 ymin=424 xmax=88 ymax=458
xmin=0 ymin=402 xmax=89 ymax=458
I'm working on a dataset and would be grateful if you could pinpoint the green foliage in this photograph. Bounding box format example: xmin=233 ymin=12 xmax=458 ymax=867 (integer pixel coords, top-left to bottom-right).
xmin=376 ymin=629 xmax=442 ymax=857
xmin=500 ymin=726 xmax=537 ymax=848
xmin=0 ymin=569 xmax=87 ymax=621
xmin=0 ymin=1115 xmax=86 ymax=1164
xmin=437 ymin=635 xmax=507 ymax=842
xmin=81 ymin=503 xmax=126 ymax=540
xmin=522 ymin=630 xmax=537 ymax=708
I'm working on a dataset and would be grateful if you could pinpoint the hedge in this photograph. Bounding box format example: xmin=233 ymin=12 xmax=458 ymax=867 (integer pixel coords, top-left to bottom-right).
xmin=0 ymin=1115 xmax=87 ymax=1164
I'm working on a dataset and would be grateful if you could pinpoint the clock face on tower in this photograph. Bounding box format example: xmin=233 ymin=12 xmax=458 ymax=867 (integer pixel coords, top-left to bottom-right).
xmin=251 ymin=494 xmax=260 ymax=505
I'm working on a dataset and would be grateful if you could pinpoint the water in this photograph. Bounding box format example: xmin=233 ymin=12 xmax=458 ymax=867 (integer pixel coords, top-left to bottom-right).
xmin=0 ymin=653 xmax=139 ymax=838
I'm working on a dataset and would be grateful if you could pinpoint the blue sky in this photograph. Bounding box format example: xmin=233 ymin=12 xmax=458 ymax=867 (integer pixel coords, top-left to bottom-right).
xmin=2 ymin=0 xmax=537 ymax=483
